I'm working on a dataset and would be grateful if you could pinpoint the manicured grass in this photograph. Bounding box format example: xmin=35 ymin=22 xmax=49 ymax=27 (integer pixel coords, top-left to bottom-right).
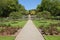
xmin=44 ymin=35 xmax=60 ymax=40
xmin=0 ymin=36 xmax=15 ymax=40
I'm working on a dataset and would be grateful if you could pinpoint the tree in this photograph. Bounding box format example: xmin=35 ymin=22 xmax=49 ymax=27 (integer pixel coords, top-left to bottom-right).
xmin=37 ymin=11 xmax=51 ymax=19
xmin=0 ymin=0 xmax=26 ymax=17
xmin=37 ymin=0 xmax=60 ymax=16
xmin=29 ymin=9 xmax=36 ymax=15
xmin=36 ymin=5 xmax=41 ymax=12
xmin=18 ymin=5 xmax=26 ymax=15
xmin=0 ymin=0 xmax=19 ymax=17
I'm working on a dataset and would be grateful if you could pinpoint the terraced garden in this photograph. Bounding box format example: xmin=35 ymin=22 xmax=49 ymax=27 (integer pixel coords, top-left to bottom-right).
xmin=0 ymin=18 xmax=26 ymax=35
xmin=33 ymin=20 xmax=60 ymax=40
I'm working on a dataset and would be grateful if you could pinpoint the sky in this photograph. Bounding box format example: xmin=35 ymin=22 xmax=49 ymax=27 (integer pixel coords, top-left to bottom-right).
xmin=18 ymin=0 xmax=42 ymax=10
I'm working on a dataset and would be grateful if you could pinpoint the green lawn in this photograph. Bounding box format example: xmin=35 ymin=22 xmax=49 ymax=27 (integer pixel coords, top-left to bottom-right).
xmin=0 ymin=35 xmax=60 ymax=40
xmin=0 ymin=36 xmax=15 ymax=40
xmin=44 ymin=35 xmax=60 ymax=40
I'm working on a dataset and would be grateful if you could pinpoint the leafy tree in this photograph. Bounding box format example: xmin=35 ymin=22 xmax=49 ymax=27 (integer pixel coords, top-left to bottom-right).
xmin=0 ymin=0 xmax=19 ymax=17
xmin=37 ymin=0 xmax=60 ymax=16
xmin=36 ymin=5 xmax=41 ymax=12
xmin=37 ymin=11 xmax=51 ymax=19
xmin=29 ymin=9 xmax=36 ymax=15
xmin=19 ymin=5 xmax=26 ymax=15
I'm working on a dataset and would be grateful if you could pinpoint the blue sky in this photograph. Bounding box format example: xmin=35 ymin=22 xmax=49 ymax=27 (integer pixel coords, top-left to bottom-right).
xmin=18 ymin=0 xmax=42 ymax=10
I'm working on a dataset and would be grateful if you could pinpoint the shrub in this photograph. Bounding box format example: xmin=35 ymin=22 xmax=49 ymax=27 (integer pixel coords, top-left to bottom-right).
xmin=37 ymin=11 xmax=51 ymax=19
xmin=9 ymin=12 xmax=22 ymax=19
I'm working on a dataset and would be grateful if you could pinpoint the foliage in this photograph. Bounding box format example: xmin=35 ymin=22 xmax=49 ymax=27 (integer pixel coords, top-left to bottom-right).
xmin=0 ymin=0 xmax=18 ymax=17
xmin=9 ymin=12 xmax=22 ymax=19
xmin=33 ymin=20 xmax=60 ymax=35
xmin=33 ymin=20 xmax=60 ymax=28
xmin=0 ymin=0 xmax=26 ymax=17
xmin=0 ymin=19 xmax=26 ymax=28
xmin=37 ymin=11 xmax=51 ymax=19
xmin=37 ymin=0 xmax=60 ymax=16
xmin=29 ymin=9 xmax=36 ymax=15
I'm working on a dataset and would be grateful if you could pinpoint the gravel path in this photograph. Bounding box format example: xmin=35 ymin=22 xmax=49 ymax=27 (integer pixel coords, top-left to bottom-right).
xmin=15 ymin=20 xmax=44 ymax=40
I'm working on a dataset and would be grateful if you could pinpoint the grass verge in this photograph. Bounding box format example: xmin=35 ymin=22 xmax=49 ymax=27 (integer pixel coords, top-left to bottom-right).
xmin=0 ymin=36 xmax=15 ymax=40
xmin=44 ymin=35 xmax=60 ymax=40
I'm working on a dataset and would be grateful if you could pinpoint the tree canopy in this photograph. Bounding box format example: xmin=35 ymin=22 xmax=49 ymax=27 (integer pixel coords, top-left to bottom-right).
xmin=36 ymin=0 xmax=60 ymax=16
xmin=0 ymin=0 xmax=26 ymax=17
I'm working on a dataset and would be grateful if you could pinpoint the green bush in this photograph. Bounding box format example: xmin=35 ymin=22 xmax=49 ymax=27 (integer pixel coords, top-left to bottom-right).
xmin=9 ymin=12 xmax=22 ymax=19
xmin=37 ymin=11 xmax=51 ymax=19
